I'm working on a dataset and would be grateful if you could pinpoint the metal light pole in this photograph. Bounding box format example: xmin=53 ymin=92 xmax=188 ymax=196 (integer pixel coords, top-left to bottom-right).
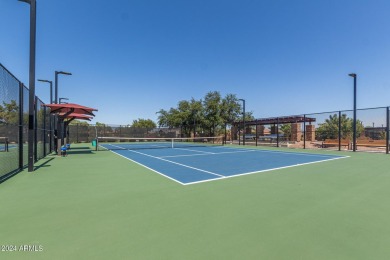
xmin=19 ymin=0 xmax=37 ymax=172
xmin=349 ymin=73 xmax=357 ymax=152
xmin=239 ymin=99 xmax=246 ymax=145
xmin=37 ymin=79 xmax=53 ymax=104
xmin=59 ymin=97 xmax=69 ymax=146
xmin=38 ymin=79 xmax=53 ymax=153
xmin=54 ymin=72 xmax=71 ymax=154
xmin=54 ymin=71 xmax=72 ymax=104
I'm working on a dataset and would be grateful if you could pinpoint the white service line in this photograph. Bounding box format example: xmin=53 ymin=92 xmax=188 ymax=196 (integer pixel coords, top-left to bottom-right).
xmin=160 ymin=149 xmax=259 ymax=158
xmin=108 ymin=144 xmax=225 ymax=178
xmin=183 ymin=155 xmax=349 ymax=185
xmin=173 ymin=147 xmax=215 ymax=154
xmin=250 ymin=149 xmax=348 ymax=158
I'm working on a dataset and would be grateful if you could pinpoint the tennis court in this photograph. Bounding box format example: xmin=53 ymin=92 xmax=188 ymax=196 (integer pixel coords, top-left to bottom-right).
xmin=98 ymin=137 xmax=347 ymax=185
xmin=2 ymin=143 xmax=390 ymax=259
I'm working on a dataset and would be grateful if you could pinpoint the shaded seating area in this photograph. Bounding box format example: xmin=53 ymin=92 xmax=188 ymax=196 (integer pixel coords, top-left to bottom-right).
xmin=44 ymin=103 xmax=97 ymax=155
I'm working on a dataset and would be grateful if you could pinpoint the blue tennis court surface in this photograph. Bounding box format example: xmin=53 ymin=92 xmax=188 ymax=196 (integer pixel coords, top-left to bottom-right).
xmin=100 ymin=144 xmax=348 ymax=185
xmin=0 ymin=144 xmax=16 ymax=151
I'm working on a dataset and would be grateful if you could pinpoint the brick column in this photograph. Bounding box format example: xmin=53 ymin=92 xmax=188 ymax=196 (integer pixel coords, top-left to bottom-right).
xmin=256 ymin=125 xmax=265 ymax=136
xmin=305 ymin=125 xmax=315 ymax=141
xmin=291 ymin=123 xmax=302 ymax=142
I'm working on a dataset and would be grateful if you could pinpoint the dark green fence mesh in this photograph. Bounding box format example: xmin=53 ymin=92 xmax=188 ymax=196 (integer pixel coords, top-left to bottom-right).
xmin=0 ymin=64 xmax=20 ymax=177
xmin=68 ymin=124 xmax=181 ymax=143
xmin=1 ymin=63 xmax=53 ymax=181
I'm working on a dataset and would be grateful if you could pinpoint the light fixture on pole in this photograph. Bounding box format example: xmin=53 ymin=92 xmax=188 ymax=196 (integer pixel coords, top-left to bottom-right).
xmin=55 ymin=71 xmax=72 ymax=104
xmin=37 ymin=79 xmax=53 ymax=104
xmin=59 ymin=97 xmax=69 ymax=104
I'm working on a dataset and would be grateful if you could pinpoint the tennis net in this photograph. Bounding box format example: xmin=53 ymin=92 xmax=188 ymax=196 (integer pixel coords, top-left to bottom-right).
xmin=96 ymin=136 xmax=224 ymax=151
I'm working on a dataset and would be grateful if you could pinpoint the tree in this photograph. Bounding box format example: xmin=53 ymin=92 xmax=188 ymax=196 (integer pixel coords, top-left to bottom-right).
xmin=0 ymin=100 xmax=19 ymax=125
xmin=156 ymin=91 xmax=245 ymax=137
xmin=156 ymin=109 xmax=169 ymax=127
xmin=69 ymin=119 xmax=89 ymax=126
xmin=203 ymin=91 xmax=222 ymax=136
xmin=316 ymin=114 xmax=364 ymax=140
xmin=131 ymin=118 xmax=157 ymax=128
xmin=221 ymin=94 xmax=241 ymax=125
xmin=185 ymin=98 xmax=204 ymax=137
xmin=280 ymin=124 xmax=291 ymax=140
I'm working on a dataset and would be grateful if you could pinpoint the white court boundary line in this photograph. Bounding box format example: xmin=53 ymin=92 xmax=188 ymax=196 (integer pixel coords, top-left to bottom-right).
xmin=107 ymin=149 xmax=187 ymax=185
xmin=183 ymin=156 xmax=349 ymax=185
xmin=101 ymin=144 xmax=349 ymax=186
xmin=108 ymin=144 xmax=224 ymax=178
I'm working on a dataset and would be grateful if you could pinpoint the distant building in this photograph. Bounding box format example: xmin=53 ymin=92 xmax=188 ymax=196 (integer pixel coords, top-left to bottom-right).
xmin=364 ymin=127 xmax=386 ymax=140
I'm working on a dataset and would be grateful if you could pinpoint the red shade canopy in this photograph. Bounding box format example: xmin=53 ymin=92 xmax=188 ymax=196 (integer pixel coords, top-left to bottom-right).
xmin=60 ymin=112 xmax=93 ymax=121
xmin=44 ymin=103 xmax=98 ymax=117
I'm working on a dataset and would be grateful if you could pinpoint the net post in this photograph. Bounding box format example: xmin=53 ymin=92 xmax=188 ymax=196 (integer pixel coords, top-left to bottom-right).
xmin=171 ymin=138 xmax=174 ymax=148
xmin=95 ymin=137 xmax=98 ymax=151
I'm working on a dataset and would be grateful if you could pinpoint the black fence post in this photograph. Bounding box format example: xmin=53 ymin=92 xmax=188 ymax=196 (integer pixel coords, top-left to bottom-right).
xmin=19 ymin=83 xmax=24 ymax=170
xmin=43 ymin=106 xmax=46 ymax=156
xmin=34 ymin=96 xmax=38 ymax=161
xmin=276 ymin=117 xmax=279 ymax=148
xmin=338 ymin=111 xmax=341 ymax=151
xmin=238 ymin=126 xmax=241 ymax=145
xmin=255 ymin=121 xmax=258 ymax=146
xmin=76 ymin=123 xmax=79 ymax=143
xmin=49 ymin=115 xmax=52 ymax=152
xmin=303 ymin=115 xmax=306 ymax=149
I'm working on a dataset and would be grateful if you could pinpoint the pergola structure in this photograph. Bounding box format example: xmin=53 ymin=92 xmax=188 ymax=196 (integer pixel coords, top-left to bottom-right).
xmin=234 ymin=115 xmax=316 ymax=127
xmin=232 ymin=115 xmax=317 ymax=147
xmin=44 ymin=103 xmax=97 ymax=155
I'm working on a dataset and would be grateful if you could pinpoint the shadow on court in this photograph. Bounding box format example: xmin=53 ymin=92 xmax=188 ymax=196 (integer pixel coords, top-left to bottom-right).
xmin=68 ymin=146 xmax=91 ymax=150
xmin=34 ymin=157 xmax=55 ymax=170
xmin=66 ymin=149 xmax=94 ymax=155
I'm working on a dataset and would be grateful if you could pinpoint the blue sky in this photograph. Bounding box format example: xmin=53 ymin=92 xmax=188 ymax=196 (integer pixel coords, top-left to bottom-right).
xmin=1 ymin=0 xmax=390 ymax=125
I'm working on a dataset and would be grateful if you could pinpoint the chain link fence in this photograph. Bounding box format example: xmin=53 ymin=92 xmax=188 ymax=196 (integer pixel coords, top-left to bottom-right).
xmin=0 ymin=63 xmax=53 ymax=181
xmin=67 ymin=107 xmax=390 ymax=154
xmin=67 ymin=124 xmax=181 ymax=143
xmin=233 ymin=107 xmax=390 ymax=153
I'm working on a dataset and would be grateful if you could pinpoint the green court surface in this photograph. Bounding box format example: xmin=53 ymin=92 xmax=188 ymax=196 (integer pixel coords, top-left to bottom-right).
xmin=1 ymin=144 xmax=390 ymax=259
